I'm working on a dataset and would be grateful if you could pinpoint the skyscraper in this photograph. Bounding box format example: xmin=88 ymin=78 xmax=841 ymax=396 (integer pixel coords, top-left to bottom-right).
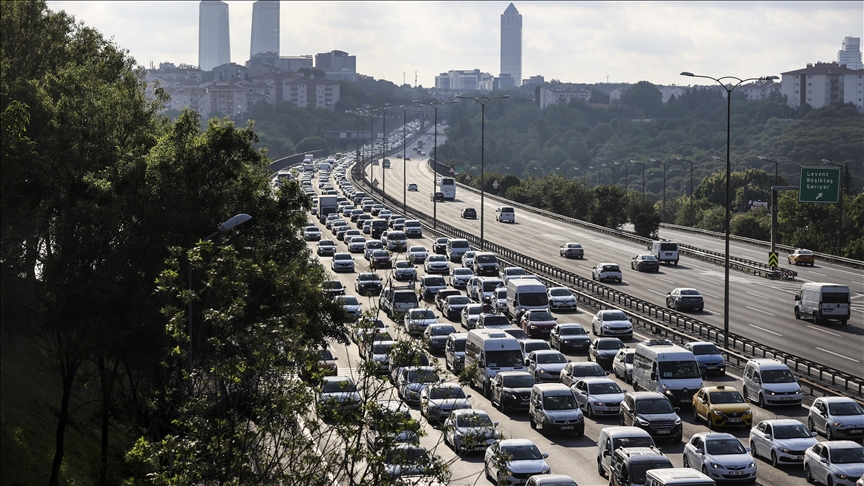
xmin=198 ymin=0 xmax=230 ymax=71
xmin=250 ymin=1 xmax=280 ymax=57
xmin=837 ymin=36 xmax=863 ymax=70
xmin=500 ymin=3 xmax=522 ymax=87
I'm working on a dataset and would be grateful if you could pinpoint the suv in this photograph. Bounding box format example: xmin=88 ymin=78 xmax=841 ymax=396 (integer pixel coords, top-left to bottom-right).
xmin=619 ymin=391 xmax=682 ymax=442
xmin=596 ymin=426 xmax=657 ymax=478
xmin=473 ymin=252 xmax=500 ymax=276
xmin=445 ymin=333 xmax=468 ymax=373
xmin=495 ymin=206 xmax=515 ymax=223
xmin=609 ymin=447 xmax=672 ymax=486
xmin=379 ymin=286 xmax=419 ymax=318
xmin=528 ymin=383 xmax=584 ymax=436
xmin=420 ymin=275 xmax=447 ymax=300
xmin=460 ymin=207 xmax=477 ymax=219
xmin=741 ymin=359 xmax=802 ymax=407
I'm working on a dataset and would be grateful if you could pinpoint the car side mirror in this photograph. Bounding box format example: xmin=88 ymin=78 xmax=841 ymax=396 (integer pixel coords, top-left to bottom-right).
xmin=812 ymin=431 xmax=818 ymax=437
xmin=674 ymin=407 xmax=681 ymax=413
xmin=754 ymin=377 xmax=761 ymax=384
xmin=764 ymin=435 xmax=772 ymax=441
xmin=650 ymin=373 xmax=657 ymax=380
xmin=794 ymin=295 xmax=801 ymax=301
xmin=466 ymin=394 xmax=472 ymax=399
xmin=820 ymin=458 xmax=828 ymax=464
xmin=333 ymin=356 xmax=338 ymax=360
xmin=542 ymin=453 xmax=549 ymax=459
xmin=696 ymin=448 xmax=704 ymax=455
xmin=493 ymin=422 xmax=499 ymax=427
xmin=603 ymin=450 xmax=610 ymax=457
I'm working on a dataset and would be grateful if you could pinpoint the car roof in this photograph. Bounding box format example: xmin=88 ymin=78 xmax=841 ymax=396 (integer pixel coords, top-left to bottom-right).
xmin=824 ymin=440 xmax=864 ymax=449
xmin=759 ymin=418 xmax=808 ymax=426
xmin=531 ymin=350 xmax=563 ymax=356
xmin=496 ymin=370 xmax=533 ymax=378
xmin=694 ymin=432 xmax=738 ymax=440
xmin=700 ymin=385 xmax=740 ymax=393
xmin=499 ymin=438 xmax=537 ymax=447
xmin=818 ymin=396 xmax=858 ymax=404
xmin=602 ymin=426 xmax=654 ymax=438
xmin=579 ymin=377 xmax=617 ymax=385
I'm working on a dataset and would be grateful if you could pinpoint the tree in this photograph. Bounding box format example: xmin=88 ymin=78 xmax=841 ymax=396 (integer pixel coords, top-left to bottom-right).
xmin=618 ymin=81 xmax=662 ymax=117
xmin=588 ymin=185 xmax=628 ymax=229
xmin=296 ymin=135 xmax=327 ymax=153
xmin=629 ymin=196 xmax=661 ymax=238
xmin=731 ymin=209 xmax=770 ymax=240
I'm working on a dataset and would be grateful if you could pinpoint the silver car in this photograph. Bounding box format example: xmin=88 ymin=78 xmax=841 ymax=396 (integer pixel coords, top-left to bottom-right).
xmin=450 ymin=267 xmax=474 ymax=289
xmin=317 ymin=376 xmax=362 ymax=419
xmin=749 ymin=419 xmax=817 ymax=467
xmin=808 ymin=397 xmax=864 ymax=441
xmin=526 ymin=350 xmax=569 ymax=383
xmin=612 ymin=348 xmax=635 ymax=384
xmin=420 ymin=382 xmax=472 ymax=423
xmin=461 ymin=303 xmax=483 ymax=330
xmin=407 ymin=245 xmax=429 ymax=264
xmin=393 ymin=260 xmax=417 ymax=281
xmin=571 ymin=377 xmax=625 ymax=418
xmin=803 ymin=440 xmax=864 ymax=486
xmin=461 ymin=250 xmax=477 ymax=268
xmin=683 ymin=433 xmax=757 ymax=483
xmin=591 ymin=310 xmax=633 ymax=338
xmin=443 ymin=409 xmax=500 ymax=454
xmin=485 ymin=439 xmax=551 ymax=486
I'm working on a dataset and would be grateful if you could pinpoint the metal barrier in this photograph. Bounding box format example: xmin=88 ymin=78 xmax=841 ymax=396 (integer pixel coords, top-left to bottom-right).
xmin=350 ymin=161 xmax=863 ymax=399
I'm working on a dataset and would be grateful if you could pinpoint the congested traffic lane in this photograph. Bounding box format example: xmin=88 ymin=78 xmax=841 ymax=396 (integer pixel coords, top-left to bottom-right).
xmin=303 ymin=210 xmax=813 ymax=486
xmin=368 ymin=158 xmax=864 ymax=378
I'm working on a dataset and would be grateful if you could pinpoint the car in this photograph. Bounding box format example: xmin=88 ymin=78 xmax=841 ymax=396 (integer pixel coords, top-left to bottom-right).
xmin=403 ymin=220 xmax=423 ymax=237
xmin=321 ymin=279 xmax=345 ymax=297
xmin=572 ymin=377 xmax=625 ymax=418
xmin=749 ymin=419 xmax=817 ymax=468
xmin=316 ymin=239 xmax=337 ymax=256
xmin=549 ymin=323 xmax=591 ymax=352
xmin=434 ymin=289 xmax=461 ymax=312
xmin=304 ymin=226 xmax=322 ymax=241
xmin=442 ymin=295 xmax=471 ymax=321
xmin=804 ymin=440 xmax=864 ymax=486
xmin=592 ymin=263 xmax=623 ymax=283
xmin=420 ymin=382 xmax=472 ymax=423
xmin=300 ymin=347 xmax=339 ymax=381
xmin=407 ymin=245 xmax=429 ymax=264
xmin=808 ymin=397 xmax=864 ymax=441
xmin=330 ymin=252 xmax=355 ymax=272
xmin=477 ymin=313 xmax=513 ymax=330
xmin=692 ymin=385 xmax=752 ymax=429
xmin=494 ymin=287 xmax=508 ymax=313
xmin=519 ymin=309 xmax=558 ymax=339
xmin=316 ymin=376 xmax=362 ymax=419
xmin=741 ymin=358 xmax=802 ymax=408
xmin=430 ymin=192 xmax=445 ymax=202
xmin=449 ymin=267 xmax=474 ymax=289
xmin=682 ymin=433 xmax=757 ymax=483
xmin=619 ymin=391 xmax=683 ymax=442
xmin=353 ymin=316 xmax=387 ymax=346
xmin=666 ymin=288 xmax=705 ymax=312
xmin=444 ymin=332 xmax=467 ymax=372
xmin=364 ymin=400 xmax=419 ymax=450
xmin=502 ymin=327 xmax=529 ymax=341
xmin=525 ymin=475 xmax=578 ymax=486
xmin=526 ymin=350 xmax=569 ymax=383
xmin=347 ymin=236 xmax=367 ymax=253
xmin=396 ymin=366 xmax=440 ymax=404
xmin=460 ymin=207 xmax=477 ymax=219
xmin=432 ymin=237 xmax=448 ymax=255
xmin=461 ymin=251 xmax=477 ymax=268
xmin=335 ymin=295 xmax=363 ymax=321
xmin=684 ymin=341 xmax=727 ymax=376
xmin=363 ymin=240 xmax=384 ymax=260
xmin=473 ymin=252 xmax=500 ymax=276
xmin=370 ymin=204 xmax=385 ymax=216
xmin=393 ymin=260 xmax=417 ymax=282
xmin=443 ymin=409 xmax=500 ymax=453
xmin=596 ymin=426 xmax=658 ymax=479
xmin=631 ymin=254 xmax=660 ymax=272
xmin=484 ymin=439 xmax=551 ymax=486
xmin=420 ymin=275 xmax=448 ymax=301
xmin=379 ymin=444 xmax=436 ymax=479
xmin=501 ymin=266 xmax=526 ymax=281
xmin=362 ymin=221 xmax=372 ymax=234
xmin=407 ymin=183 xmax=418 ymax=191
xmin=529 ymin=383 xmax=585 ymax=435
xmin=788 ymin=248 xmax=815 ymax=266
xmin=424 ymin=255 xmax=450 ymax=274
xmin=520 ymin=339 xmax=552 ymax=361
xmin=589 ymin=337 xmax=626 ymax=368
xmin=354 ymin=272 xmax=383 ymax=296
xmin=404 ymin=308 xmax=440 ymax=335
xmin=490 ymin=371 xmax=535 ymax=413
xmin=461 ymin=304 xmax=483 ymax=330
xmin=559 ymin=243 xmax=584 ymax=259
xmin=612 ymin=348 xmax=635 ymax=384
xmin=369 ymin=250 xmax=392 ymax=269
xmin=547 ymin=287 xmax=578 ymax=311
xmin=591 ymin=310 xmax=634 ymax=338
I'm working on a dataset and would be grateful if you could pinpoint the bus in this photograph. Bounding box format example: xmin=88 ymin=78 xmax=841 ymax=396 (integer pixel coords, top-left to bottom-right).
xmin=438 ymin=177 xmax=456 ymax=200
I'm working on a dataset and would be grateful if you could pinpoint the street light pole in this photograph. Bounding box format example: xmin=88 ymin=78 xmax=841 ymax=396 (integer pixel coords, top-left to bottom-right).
xmin=821 ymin=159 xmax=844 ymax=254
xmin=676 ymin=157 xmax=695 ymax=227
xmin=616 ymin=162 xmax=628 ymax=192
xmin=397 ymin=105 xmax=411 ymax=215
xmin=651 ymin=159 xmax=665 ymax=221
xmin=456 ymin=95 xmax=510 ymax=250
xmin=681 ymin=71 xmax=779 ymax=350
xmin=380 ymin=104 xmax=390 ymax=198
xmin=757 ymin=156 xmax=781 ymax=261
xmin=630 ymin=160 xmax=646 ymax=198
xmin=414 ymin=100 xmax=457 ymax=229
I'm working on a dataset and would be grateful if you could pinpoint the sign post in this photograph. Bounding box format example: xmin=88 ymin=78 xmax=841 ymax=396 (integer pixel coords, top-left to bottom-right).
xmin=799 ymin=167 xmax=840 ymax=203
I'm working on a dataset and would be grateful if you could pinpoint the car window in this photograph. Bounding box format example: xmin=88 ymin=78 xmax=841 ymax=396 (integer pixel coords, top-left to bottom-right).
xmin=602 ymin=311 xmax=628 ymax=321
xmin=828 ymin=401 xmax=864 ymax=415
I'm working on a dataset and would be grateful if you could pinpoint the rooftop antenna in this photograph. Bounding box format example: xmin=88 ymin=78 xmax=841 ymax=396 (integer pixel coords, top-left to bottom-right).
xmin=403 ymin=72 xmax=406 ymax=86
xmin=414 ymin=71 xmax=418 ymax=87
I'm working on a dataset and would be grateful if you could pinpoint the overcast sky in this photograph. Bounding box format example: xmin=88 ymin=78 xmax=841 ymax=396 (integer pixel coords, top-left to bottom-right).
xmin=48 ymin=1 xmax=863 ymax=87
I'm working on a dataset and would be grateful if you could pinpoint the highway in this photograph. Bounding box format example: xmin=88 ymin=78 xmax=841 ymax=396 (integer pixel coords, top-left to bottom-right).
xmin=361 ymin=139 xmax=864 ymax=379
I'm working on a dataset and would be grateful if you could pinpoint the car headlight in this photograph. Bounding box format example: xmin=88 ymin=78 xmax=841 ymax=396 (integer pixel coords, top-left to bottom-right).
xmin=748 ymin=462 xmax=756 ymax=469
xmin=745 ymin=409 xmax=752 ymax=415
xmin=779 ymin=447 xmax=792 ymax=453
xmin=709 ymin=462 xmax=724 ymax=469
xmin=547 ymin=415 xmax=557 ymax=423
xmin=593 ymin=401 xmax=605 ymax=407
xmin=636 ymin=417 xmax=649 ymax=426
xmin=835 ymin=474 xmax=851 ymax=480
xmin=712 ymin=409 xmax=724 ymax=416
xmin=674 ymin=417 xmax=682 ymax=425
xmin=833 ymin=420 xmax=845 ymax=427
xmin=662 ymin=383 xmax=670 ymax=392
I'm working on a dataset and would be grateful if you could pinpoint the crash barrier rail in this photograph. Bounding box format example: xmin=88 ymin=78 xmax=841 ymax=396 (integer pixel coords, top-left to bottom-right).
xmin=350 ymin=162 xmax=864 ymax=399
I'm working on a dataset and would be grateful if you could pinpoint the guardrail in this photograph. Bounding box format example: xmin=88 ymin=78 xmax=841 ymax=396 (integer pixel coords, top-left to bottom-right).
xmin=350 ymin=161 xmax=863 ymax=399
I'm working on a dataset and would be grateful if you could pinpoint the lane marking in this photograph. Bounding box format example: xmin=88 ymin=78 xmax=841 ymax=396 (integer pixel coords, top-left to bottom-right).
xmin=816 ymin=347 xmax=861 ymax=363
xmin=528 ymin=246 xmax=540 ymax=252
xmin=745 ymin=306 xmax=776 ymax=317
xmin=749 ymin=324 xmax=782 ymax=336
xmin=806 ymin=325 xmax=842 ymax=338
xmin=809 ymin=271 xmax=828 ymax=277
xmin=750 ymin=293 xmax=768 ymax=299
xmin=578 ymin=265 xmax=591 ymax=270
xmin=699 ymin=277 xmax=719 ymax=284
xmin=646 ymin=289 xmax=667 ymax=297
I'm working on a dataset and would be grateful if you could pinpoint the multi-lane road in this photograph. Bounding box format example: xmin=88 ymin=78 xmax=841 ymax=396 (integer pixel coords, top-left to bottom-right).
xmin=362 ymin=144 xmax=863 ymax=379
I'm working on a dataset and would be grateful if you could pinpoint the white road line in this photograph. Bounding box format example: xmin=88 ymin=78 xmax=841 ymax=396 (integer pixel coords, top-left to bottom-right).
xmin=750 ymin=294 xmax=767 ymax=299
xmin=701 ymin=292 xmax=720 ymax=299
xmin=646 ymin=289 xmax=667 ymax=297
xmin=655 ymin=277 xmax=676 ymax=284
xmin=528 ymin=246 xmax=540 ymax=252
xmin=749 ymin=324 xmax=782 ymax=336
xmin=815 ymin=347 xmax=861 ymax=363
xmin=809 ymin=271 xmax=828 ymax=276
xmin=745 ymin=306 xmax=776 ymax=317
xmin=509 ymin=239 xmax=520 ymax=244
xmin=807 ymin=325 xmax=842 ymax=338
xmin=578 ymin=265 xmax=591 ymax=270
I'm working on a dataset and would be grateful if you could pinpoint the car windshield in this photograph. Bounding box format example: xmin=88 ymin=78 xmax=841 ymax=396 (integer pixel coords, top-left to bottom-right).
xmin=453 ymin=269 xmax=473 ymax=276
xmin=524 ymin=342 xmax=549 ymax=353
xmin=623 ymin=352 xmax=634 ymax=363
xmin=393 ymin=292 xmax=417 ymax=303
xmin=544 ymin=394 xmax=578 ymax=410
xmin=602 ymin=265 xmax=620 ymax=272
xmin=467 ymin=306 xmax=481 ymax=315
xmin=320 ymin=241 xmax=335 ymax=247
xmin=425 ymin=277 xmax=446 ymax=286
xmin=457 ymin=413 xmax=493 ymax=428
xmin=453 ymin=340 xmax=466 ymax=352
xmin=366 ymin=241 xmax=382 ymax=248
xmin=372 ymin=250 xmax=389 ymax=257
xmin=762 ymin=369 xmax=796 ymax=383
xmin=372 ymin=343 xmax=394 ymax=354
xmin=602 ymin=311 xmax=628 ymax=321
xmin=483 ymin=281 xmax=504 ymax=292
xmin=448 ymin=297 xmax=470 ymax=305
xmin=828 ymin=401 xmax=864 ymax=415
xmin=385 ymin=448 xmax=428 ymax=465
xmin=535 ymin=353 xmax=565 ymax=364
xmin=502 ymin=375 xmax=535 ymax=388
xmin=323 ymin=281 xmax=342 ymax=289
xmin=529 ymin=311 xmax=554 ymax=321
xmin=550 ymin=288 xmax=572 ymax=297
xmin=691 ymin=344 xmax=719 ymax=355
xmin=658 ymin=360 xmax=701 ymax=379
xmin=706 ymin=439 xmax=747 ymax=455
xmin=407 ymin=370 xmax=439 ymax=383
xmin=589 ymin=382 xmax=623 ymax=395
xmin=636 ymin=398 xmax=675 ymax=414
xmin=680 ymin=289 xmax=701 ymax=296
xmin=832 ymin=447 xmax=864 ymax=464
xmin=558 ymin=326 xmax=586 ymax=336
xmin=429 ymin=386 xmax=466 ymax=400
xmin=464 ymin=251 xmax=476 ymax=258
xmin=428 ymin=256 xmax=445 ymax=262
xmin=340 ymin=296 xmax=359 ymax=305
xmin=350 ymin=237 xmax=366 ymax=244
xmin=485 ymin=350 xmax=524 ymax=368
xmin=597 ymin=340 xmax=624 ymax=350
xmin=405 ymin=221 xmax=420 ymax=227
xmin=319 ymin=349 xmax=334 ymax=360
xmin=410 ymin=309 xmax=436 ymax=320
xmin=709 ymin=391 xmax=744 ymax=404
xmin=641 ymin=255 xmax=657 ymax=261
xmin=503 ymin=329 xmax=528 ymax=340
xmin=797 ymin=249 xmax=812 ymax=255
xmin=567 ymin=244 xmax=582 ymax=249
xmin=451 ymin=240 xmax=469 ymax=248
xmin=772 ymin=423 xmax=813 ymax=439
xmin=334 ymin=254 xmax=351 ymax=260
xmin=358 ymin=274 xmax=379 ymax=281
xmin=613 ymin=436 xmax=655 ymax=449
xmin=431 ymin=326 xmax=456 ymax=336
xmin=409 ymin=246 xmax=427 ymax=253
xmin=395 ymin=261 xmax=411 ymax=269
xmin=502 ymin=444 xmax=543 ymax=461
xmin=322 ymin=379 xmax=355 ymax=393
xmin=476 ymin=254 xmax=496 ymax=263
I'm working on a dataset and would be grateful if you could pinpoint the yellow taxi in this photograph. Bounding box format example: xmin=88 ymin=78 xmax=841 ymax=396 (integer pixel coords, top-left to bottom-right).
xmin=788 ymin=248 xmax=815 ymax=266
xmin=692 ymin=385 xmax=752 ymax=429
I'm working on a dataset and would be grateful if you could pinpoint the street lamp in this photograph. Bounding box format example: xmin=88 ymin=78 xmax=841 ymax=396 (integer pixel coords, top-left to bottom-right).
xmin=630 ymin=160 xmax=646 ymax=198
xmin=681 ymin=71 xmax=779 ymax=350
xmin=378 ymin=104 xmax=390 ymax=197
xmin=456 ymin=95 xmax=510 ymax=250
xmin=821 ymin=159 xmax=844 ymax=254
xmin=616 ymin=162 xmax=628 ymax=192
xmin=651 ymin=158 xmax=665 ymax=222
xmin=757 ymin=156 xmax=781 ymax=260
xmin=414 ymin=100 xmax=457 ymax=229
xmin=396 ymin=105 xmax=412 ymax=215
xmin=676 ymin=157 xmax=695 ymax=227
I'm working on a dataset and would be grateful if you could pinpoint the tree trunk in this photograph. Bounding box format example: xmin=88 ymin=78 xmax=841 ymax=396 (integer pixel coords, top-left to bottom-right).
xmin=48 ymin=354 xmax=82 ymax=486
xmin=98 ymin=354 xmax=119 ymax=486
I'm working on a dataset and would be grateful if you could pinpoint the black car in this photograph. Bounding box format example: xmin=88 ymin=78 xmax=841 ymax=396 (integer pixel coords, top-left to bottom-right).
xmin=355 ymin=272 xmax=383 ymax=296
xmin=490 ymin=371 xmax=535 ymax=413
xmin=665 ymin=288 xmax=704 ymax=312
xmin=549 ymin=323 xmax=591 ymax=352
xmin=589 ymin=337 xmax=626 ymax=367
xmin=321 ymin=279 xmax=345 ymax=297
xmin=460 ymin=207 xmax=477 ymax=219
xmin=631 ymin=254 xmax=660 ymax=272
xmin=432 ymin=237 xmax=448 ymax=255
xmin=430 ymin=192 xmax=445 ymax=202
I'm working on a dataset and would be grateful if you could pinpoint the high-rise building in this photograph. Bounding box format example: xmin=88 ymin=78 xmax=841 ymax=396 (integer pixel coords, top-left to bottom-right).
xmin=837 ymin=36 xmax=863 ymax=70
xmin=250 ymin=1 xmax=280 ymax=57
xmin=198 ymin=0 xmax=230 ymax=71
xmin=315 ymin=50 xmax=357 ymax=81
xmin=500 ymin=3 xmax=522 ymax=87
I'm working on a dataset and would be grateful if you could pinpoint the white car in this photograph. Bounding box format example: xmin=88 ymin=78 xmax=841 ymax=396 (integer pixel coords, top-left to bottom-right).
xmin=571 ymin=377 xmax=624 ymax=418
xmin=683 ymin=433 xmax=757 ymax=483
xmin=591 ymin=309 xmax=633 ymax=338
xmin=304 ymin=226 xmax=322 ymax=241
xmin=347 ymin=236 xmax=367 ymax=253
xmin=525 ymin=350 xmax=569 ymax=383
xmin=424 ymin=255 xmax=450 ymax=274
xmin=592 ymin=263 xmax=622 ymax=283
xmin=749 ymin=419 xmax=817 ymax=467
xmin=808 ymin=397 xmax=864 ymax=441
xmin=485 ymin=439 xmax=551 ymax=485
xmin=547 ymin=287 xmax=578 ymax=311
xmin=461 ymin=251 xmax=477 ymax=268
xmin=336 ymin=295 xmax=363 ymax=321
xmin=443 ymin=409 xmax=500 ymax=454
xmin=420 ymin=382 xmax=472 ymax=423
xmin=461 ymin=304 xmax=483 ymax=330
xmin=317 ymin=376 xmax=362 ymax=419
xmin=393 ymin=260 xmax=417 ymax=282
xmin=612 ymin=348 xmax=635 ymax=384
xmin=450 ymin=268 xmax=474 ymax=289
xmin=407 ymin=246 xmax=429 ymax=264
xmin=404 ymin=308 xmax=439 ymax=335
xmin=803 ymin=440 xmax=864 ymax=486
xmin=330 ymin=252 xmax=355 ymax=273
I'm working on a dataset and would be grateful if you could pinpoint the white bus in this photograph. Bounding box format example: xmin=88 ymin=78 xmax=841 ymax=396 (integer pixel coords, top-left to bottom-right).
xmin=438 ymin=176 xmax=456 ymax=200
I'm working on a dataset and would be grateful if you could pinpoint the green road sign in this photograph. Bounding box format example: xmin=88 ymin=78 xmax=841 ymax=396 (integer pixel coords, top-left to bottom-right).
xmin=768 ymin=252 xmax=778 ymax=268
xmin=799 ymin=167 xmax=840 ymax=203
xmin=455 ymin=166 xmax=466 ymax=174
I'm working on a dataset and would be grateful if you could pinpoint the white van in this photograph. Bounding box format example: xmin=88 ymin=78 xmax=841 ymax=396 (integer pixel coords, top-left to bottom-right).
xmin=794 ymin=282 xmax=850 ymax=325
xmin=644 ymin=468 xmax=715 ymax=486
xmin=648 ymin=240 xmax=679 ymax=265
xmin=465 ymin=330 xmax=525 ymax=397
xmin=506 ymin=279 xmax=549 ymax=319
xmin=632 ymin=342 xmax=702 ymax=406
xmin=495 ymin=206 xmax=515 ymax=223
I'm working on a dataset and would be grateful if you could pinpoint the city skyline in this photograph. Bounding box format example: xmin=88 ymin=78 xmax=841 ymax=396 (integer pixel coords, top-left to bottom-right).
xmin=49 ymin=1 xmax=862 ymax=87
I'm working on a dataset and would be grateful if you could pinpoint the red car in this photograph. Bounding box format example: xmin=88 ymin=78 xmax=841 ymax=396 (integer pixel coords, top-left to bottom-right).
xmin=519 ymin=309 xmax=557 ymax=338
xmin=370 ymin=250 xmax=392 ymax=269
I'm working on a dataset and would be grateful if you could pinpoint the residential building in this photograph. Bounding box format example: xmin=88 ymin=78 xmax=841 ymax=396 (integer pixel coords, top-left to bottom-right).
xmin=250 ymin=1 xmax=280 ymax=57
xmin=435 ymin=69 xmax=495 ymax=92
xmin=284 ymin=78 xmax=340 ymax=109
xmin=738 ymin=81 xmax=781 ymax=102
xmin=199 ymin=80 xmax=248 ymax=117
xmin=275 ymin=55 xmax=314 ymax=72
xmin=837 ymin=36 xmax=863 ymax=70
xmin=315 ymin=50 xmax=357 ymax=82
xmin=198 ymin=0 xmax=230 ymax=71
xmin=781 ymin=62 xmax=864 ymax=112
xmin=145 ymin=63 xmax=204 ymax=84
xmin=659 ymin=86 xmax=684 ymax=103
xmin=500 ymin=3 xmax=522 ymax=87
xmin=538 ymin=87 xmax=590 ymax=108
xmin=212 ymin=62 xmax=248 ymax=81
xmin=522 ymin=75 xmax=545 ymax=88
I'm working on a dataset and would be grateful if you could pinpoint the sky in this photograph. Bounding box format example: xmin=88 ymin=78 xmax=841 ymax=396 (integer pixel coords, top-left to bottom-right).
xmin=47 ymin=1 xmax=863 ymax=87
